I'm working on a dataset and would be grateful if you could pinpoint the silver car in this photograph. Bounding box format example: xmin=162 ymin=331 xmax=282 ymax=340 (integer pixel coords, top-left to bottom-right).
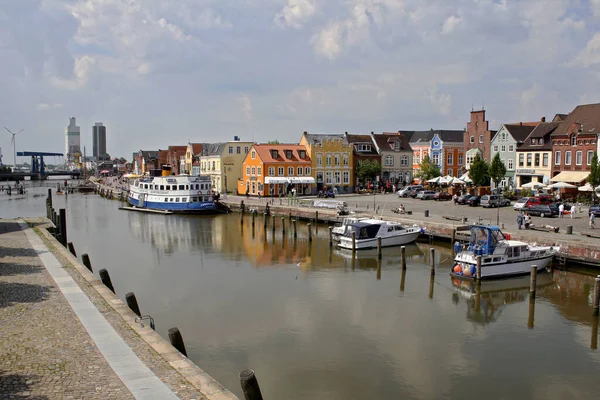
xmin=416 ymin=190 xmax=436 ymax=200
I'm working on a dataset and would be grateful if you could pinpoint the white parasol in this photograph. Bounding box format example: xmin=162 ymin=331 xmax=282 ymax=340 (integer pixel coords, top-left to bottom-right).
xmin=521 ymin=181 xmax=545 ymax=189
xmin=547 ymin=181 xmax=577 ymax=189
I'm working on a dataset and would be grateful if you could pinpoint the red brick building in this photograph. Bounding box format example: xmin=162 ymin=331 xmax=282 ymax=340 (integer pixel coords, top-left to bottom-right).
xmin=550 ymin=103 xmax=600 ymax=184
xmin=344 ymin=132 xmax=381 ymax=187
xmin=464 ymin=109 xmax=496 ymax=162
xmin=166 ymin=145 xmax=188 ymax=175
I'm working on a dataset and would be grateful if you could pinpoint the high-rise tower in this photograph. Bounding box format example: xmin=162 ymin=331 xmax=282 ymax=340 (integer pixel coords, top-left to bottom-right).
xmin=65 ymin=117 xmax=81 ymax=162
xmin=92 ymin=122 xmax=107 ymax=160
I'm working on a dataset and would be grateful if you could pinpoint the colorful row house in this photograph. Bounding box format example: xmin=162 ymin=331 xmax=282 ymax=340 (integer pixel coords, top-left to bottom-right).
xmin=239 ymin=144 xmax=313 ymax=197
xmin=345 ymin=133 xmax=381 ymax=186
xmin=408 ymin=130 xmax=464 ymax=178
xmin=514 ymin=120 xmax=561 ymax=187
xmin=185 ymin=143 xmax=203 ymax=175
xmin=200 ymin=138 xmax=253 ymax=194
xmin=371 ymin=132 xmax=413 ymax=185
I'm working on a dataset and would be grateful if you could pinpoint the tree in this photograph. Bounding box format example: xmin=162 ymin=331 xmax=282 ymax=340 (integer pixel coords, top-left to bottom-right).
xmin=416 ymin=154 xmax=441 ymax=181
xmin=468 ymin=153 xmax=490 ymax=187
xmin=488 ymin=152 xmax=507 ymax=191
xmin=588 ymin=152 xmax=600 ymax=188
xmin=0 ymin=165 xmax=11 ymax=174
xmin=356 ymin=159 xmax=381 ymax=184
xmin=267 ymin=139 xmax=280 ymax=144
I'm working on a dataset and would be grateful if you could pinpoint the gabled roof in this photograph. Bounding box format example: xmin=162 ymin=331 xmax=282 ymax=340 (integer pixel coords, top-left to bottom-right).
xmin=408 ymin=130 xmax=463 ymax=144
xmin=188 ymin=143 xmax=203 ymax=155
xmin=201 ymin=143 xmax=226 ymax=156
xmin=551 ymin=103 xmax=600 ymax=137
xmin=141 ymin=150 xmax=159 ymax=160
xmin=553 ymin=113 xmax=568 ymax=122
xmin=503 ymin=124 xmax=538 ymax=144
xmin=344 ymin=134 xmax=379 ymax=155
xmin=167 ymin=145 xmax=188 ymax=155
xmin=302 ymin=132 xmax=349 ymax=145
xmin=516 ymin=122 xmax=561 ymax=151
xmin=372 ymin=132 xmax=411 ymax=152
xmin=252 ymin=144 xmax=311 ymax=164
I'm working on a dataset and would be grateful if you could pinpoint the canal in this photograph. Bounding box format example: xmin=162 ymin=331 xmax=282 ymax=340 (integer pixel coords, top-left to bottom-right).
xmin=3 ymin=185 xmax=600 ymax=399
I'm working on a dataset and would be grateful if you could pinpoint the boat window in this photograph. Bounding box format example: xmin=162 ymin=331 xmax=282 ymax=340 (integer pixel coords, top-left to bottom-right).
xmin=493 ymin=257 xmax=501 ymax=262
xmin=181 ymin=197 xmax=187 ymax=202
xmin=164 ymin=198 xmax=168 ymax=202
xmin=165 ymin=185 xmax=169 ymax=190
xmin=395 ymin=226 xmax=403 ymax=231
xmin=172 ymin=186 xmax=177 ymax=191
xmin=506 ymin=248 xmax=512 ymax=257
xmin=513 ymin=246 xmax=520 ymax=257
xmin=484 ymin=258 xmax=491 ymax=263
xmin=185 ymin=185 xmax=189 ymax=190
xmin=159 ymin=185 xmax=164 ymax=190
xmin=192 ymin=197 xmax=197 ymax=202
xmin=388 ymin=227 xmax=394 ymax=232
xmin=179 ymin=185 xmax=185 ymax=190
xmin=150 ymin=185 xmax=154 ymax=190
xmin=359 ymin=227 xmax=370 ymax=239
xmin=175 ymin=198 xmax=180 ymax=202
xmin=521 ymin=246 xmax=528 ymax=253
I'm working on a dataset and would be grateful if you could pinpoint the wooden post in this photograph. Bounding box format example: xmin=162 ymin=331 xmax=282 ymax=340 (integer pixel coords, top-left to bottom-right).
xmin=476 ymin=256 xmax=482 ymax=283
xmin=289 ymin=211 xmax=292 ymax=221
xmin=125 ymin=292 xmax=142 ymax=317
xmin=315 ymin=211 xmax=318 ymax=222
xmin=99 ymin=269 xmax=115 ymax=294
xmin=351 ymin=231 xmax=356 ymax=254
xmin=82 ymin=253 xmax=93 ymax=272
xmin=429 ymin=248 xmax=435 ymax=275
xmin=400 ymin=269 xmax=406 ymax=292
xmin=528 ymin=297 xmax=535 ymax=329
xmin=281 ymin=217 xmax=285 ymax=234
xmin=401 ymin=246 xmax=406 ymax=270
xmin=47 ymin=188 xmax=52 ymax=207
xmin=307 ymin=223 xmax=312 ymax=242
xmin=376 ymin=258 xmax=382 ymax=281
xmin=592 ymin=316 xmax=599 ymax=350
xmin=168 ymin=327 xmax=187 ymax=357
xmin=451 ymin=228 xmax=456 ymax=247
xmin=252 ymin=211 xmax=256 ymax=228
xmin=293 ymin=219 xmax=297 ymax=239
xmin=328 ymin=226 xmax=333 ymax=247
xmin=377 ymin=237 xmax=382 ymax=259
xmin=593 ymin=276 xmax=600 ymax=316
xmin=271 ymin=215 xmax=276 ymax=235
xmin=429 ymin=274 xmax=434 ymax=299
xmin=68 ymin=242 xmax=77 ymax=257
xmin=239 ymin=369 xmax=264 ymax=400
xmin=59 ymin=208 xmax=67 ymax=247
xmin=529 ymin=266 xmax=537 ymax=298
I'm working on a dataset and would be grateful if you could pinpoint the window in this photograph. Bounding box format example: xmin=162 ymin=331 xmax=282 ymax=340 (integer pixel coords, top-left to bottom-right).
xmin=299 ymin=150 xmax=306 ymax=158
xmin=325 ymin=171 xmax=332 ymax=184
xmin=447 ymin=168 xmax=453 ymax=176
xmin=357 ymin=144 xmax=371 ymax=152
xmin=508 ymin=159 xmax=514 ymax=170
xmin=555 ymin=151 xmax=561 ymax=165
xmin=257 ymin=167 xmax=262 ymax=176
xmin=305 ymin=167 xmax=311 ymax=175
xmin=179 ymin=185 xmax=185 ymax=190
xmin=447 ymin=154 xmax=453 ymax=165
xmin=479 ymin=135 xmax=483 ymax=143
xmin=297 ymin=167 xmax=303 ymax=175
xmin=343 ymin=171 xmax=350 ymax=184
xmin=565 ymin=151 xmax=572 ymax=165
xmin=175 ymin=198 xmax=180 ymax=203
xmin=228 ymin=146 xmax=233 ymax=154
xmin=160 ymin=185 xmax=164 ymax=190
xmin=326 ymin=155 xmax=332 ymax=166
xmin=285 ymin=150 xmax=293 ymax=159
xmin=509 ymin=145 xmax=514 ymax=152
xmin=588 ymin=150 xmax=594 ymax=165
xmin=244 ymin=146 xmax=249 ymax=153
xmin=458 ymin=155 xmax=464 ymax=165
xmin=334 ymin=171 xmax=341 ymax=184
xmin=212 ymin=161 xmax=216 ymax=170
xmin=268 ymin=166 xmax=275 ymax=176
xmin=519 ymin=153 xmax=524 ymax=166
xmin=571 ymin=135 xmax=577 ymax=146
xmin=251 ymin=166 xmax=256 ymax=175
xmin=432 ymin=154 xmax=439 ymax=165
xmin=401 ymin=155 xmax=409 ymax=166
xmin=278 ymin=167 xmax=284 ymax=176
xmin=526 ymin=154 xmax=532 ymax=166
xmin=576 ymin=151 xmax=583 ymax=166
xmin=251 ymin=150 xmax=256 ymax=159
xmin=493 ymin=145 xmax=498 ymax=152
xmin=385 ymin=155 xmax=394 ymax=166
xmin=236 ymin=146 xmax=241 ymax=154
xmin=271 ymin=150 xmax=278 ymax=159
xmin=343 ymin=155 xmax=349 ymax=166
xmin=534 ymin=153 xmax=540 ymax=167
xmin=333 ymin=155 xmax=339 ymax=166
xmin=501 ymin=145 xmax=506 ymax=152
xmin=394 ymin=141 xmax=401 ymax=151
xmin=470 ymin=136 xmax=474 ymax=144
xmin=543 ymin=153 xmax=548 ymax=166
xmin=288 ymin=167 xmax=294 ymax=176
xmin=317 ymin=155 xmax=322 ymax=166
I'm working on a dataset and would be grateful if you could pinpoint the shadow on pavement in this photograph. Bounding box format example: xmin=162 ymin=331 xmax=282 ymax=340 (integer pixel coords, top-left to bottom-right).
xmin=0 ymin=373 xmax=49 ymax=399
xmin=0 ymin=281 xmax=50 ymax=309
xmin=0 ymin=246 xmax=40 ymax=259
xmin=0 ymin=262 xmax=44 ymax=277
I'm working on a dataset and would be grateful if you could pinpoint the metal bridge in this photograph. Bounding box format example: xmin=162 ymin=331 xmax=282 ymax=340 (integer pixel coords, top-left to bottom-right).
xmin=0 ymin=151 xmax=80 ymax=181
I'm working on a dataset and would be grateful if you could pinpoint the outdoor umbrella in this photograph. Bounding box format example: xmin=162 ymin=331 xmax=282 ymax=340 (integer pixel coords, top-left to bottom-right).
xmin=578 ymin=183 xmax=594 ymax=192
xmin=459 ymin=173 xmax=473 ymax=184
xmin=547 ymin=181 xmax=577 ymax=189
xmin=427 ymin=177 xmax=442 ymax=184
xmin=446 ymin=177 xmax=465 ymax=185
xmin=521 ymin=181 xmax=545 ymax=189
xmin=100 ymin=170 xmax=110 ymax=174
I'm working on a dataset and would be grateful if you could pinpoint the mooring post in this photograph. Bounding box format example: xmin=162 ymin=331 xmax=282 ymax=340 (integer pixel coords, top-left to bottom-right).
xmin=307 ymin=223 xmax=312 ymax=242
xmin=400 ymin=269 xmax=406 ymax=292
xmin=377 ymin=237 xmax=382 ymax=259
xmin=429 ymin=248 xmax=435 ymax=275
xmin=529 ymin=266 xmax=537 ymax=298
xmin=315 ymin=211 xmax=318 ymax=223
xmin=476 ymin=256 xmax=482 ymax=283
xmin=401 ymin=246 xmax=406 ymax=270
xmin=239 ymin=369 xmax=264 ymax=400
xmin=593 ymin=275 xmax=600 ymax=316
xmin=82 ymin=253 xmax=93 ymax=272
xmin=59 ymin=208 xmax=67 ymax=247
xmin=592 ymin=316 xmax=599 ymax=350
xmin=289 ymin=211 xmax=292 ymax=221
xmin=528 ymin=297 xmax=535 ymax=329
xmin=125 ymin=292 xmax=142 ymax=317
xmin=451 ymin=229 xmax=456 ymax=248
xmin=281 ymin=217 xmax=285 ymax=234
xmin=429 ymin=274 xmax=434 ymax=299
xmin=47 ymin=188 xmax=53 ymax=207
xmin=168 ymin=327 xmax=187 ymax=357
xmin=68 ymin=242 xmax=77 ymax=257
xmin=329 ymin=226 xmax=333 ymax=247
xmin=99 ymin=269 xmax=115 ymax=294
xmin=351 ymin=231 xmax=356 ymax=254
xmin=293 ymin=219 xmax=297 ymax=239
xmin=271 ymin=215 xmax=276 ymax=234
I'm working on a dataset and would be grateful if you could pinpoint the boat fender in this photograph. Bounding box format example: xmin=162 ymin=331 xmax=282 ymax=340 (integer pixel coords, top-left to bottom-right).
xmin=453 ymin=265 xmax=461 ymax=273
xmin=420 ymin=227 xmax=425 ymax=234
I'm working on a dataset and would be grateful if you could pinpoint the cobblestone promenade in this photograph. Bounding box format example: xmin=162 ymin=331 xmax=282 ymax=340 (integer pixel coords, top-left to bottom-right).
xmin=0 ymin=220 xmax=208 ymax=399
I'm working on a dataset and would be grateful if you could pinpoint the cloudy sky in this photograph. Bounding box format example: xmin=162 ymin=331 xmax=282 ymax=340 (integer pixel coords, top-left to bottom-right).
xmin=1 ymin=0 xmax=600 ymax=161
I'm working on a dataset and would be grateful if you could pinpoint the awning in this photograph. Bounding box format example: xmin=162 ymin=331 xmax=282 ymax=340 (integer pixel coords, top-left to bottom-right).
xmin=289 ymin=177 xmax=315 ymax=184
xmin=264 ymin=177 xmax=290 ymax=184
xmin=550 ymin=171 xmax=590 ymax=183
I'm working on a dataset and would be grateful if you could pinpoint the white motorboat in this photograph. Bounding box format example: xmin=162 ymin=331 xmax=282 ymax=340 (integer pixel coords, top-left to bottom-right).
xmin=451 ymin=225 xmax=559 ymax=280
xmin=338 ymin=221 xmax=422 ymax=250
xmin=331 ymin=217 xmax=376 ymax=242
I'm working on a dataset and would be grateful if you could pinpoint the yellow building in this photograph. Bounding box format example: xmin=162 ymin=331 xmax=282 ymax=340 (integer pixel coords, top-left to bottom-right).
xmin=299 ymin=132 xmax=354 ymax=194
xmin=185 ymin=143 xmax=203 ymax=175
xmin=200 ymin=139 xmax=253 ymax=194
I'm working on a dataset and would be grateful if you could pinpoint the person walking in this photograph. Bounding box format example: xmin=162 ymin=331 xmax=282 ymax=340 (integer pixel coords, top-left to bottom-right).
xmin=590 ymin=213 xmax=596 ymax=229
xmin=524 ymin=213 xmax=532 ymax=230
xmin=517 ymin=212 xmax=524 ymax=230
xmin=570 ymin=204 xmax=576 ymax=219
xmin=558 ymin=203 xmax=564 ymax=218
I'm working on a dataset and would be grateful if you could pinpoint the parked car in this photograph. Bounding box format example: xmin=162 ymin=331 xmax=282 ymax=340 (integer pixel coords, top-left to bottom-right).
xmin=409 ymin=189 xmax=422 ymax=198
xmin=527 ymin=204 xmax=559 ymax=218
xmin=417 ymin=190 xmax=436 ymax=200
xmin=481 ymin=195 xmax=511 ymax=208
xmin=514 ymin=197 xmax=530 ymax=210
xmin=434 ymin=192 xmax=452 ymax=201
xmin=456 ymin=194 xmax=472 ymax=205
xmin=397 ymin=185 xmax=424 ymax=197
xmin=589 ymin=204 xmax=600 ymax=217
xmin=466 ymin=195 xmax=481 ymax=206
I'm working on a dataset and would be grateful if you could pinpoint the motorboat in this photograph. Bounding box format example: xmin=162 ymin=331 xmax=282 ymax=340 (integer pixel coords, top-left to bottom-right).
xmin=331 ymin=217 xmax=376 ymax=242
xmin=338 ymin=221 xmax=422 ymax=250
xmin=451 ymin=225 xmax=559 ymax=280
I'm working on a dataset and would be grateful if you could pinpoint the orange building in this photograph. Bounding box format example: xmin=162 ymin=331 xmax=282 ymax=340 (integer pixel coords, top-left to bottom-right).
xmin=239 ymin=144 xmax=313 ymax=196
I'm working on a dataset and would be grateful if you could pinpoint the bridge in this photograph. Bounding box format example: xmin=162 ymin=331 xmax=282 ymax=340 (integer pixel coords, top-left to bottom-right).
xmin=0 ymin=151 xmax=81 ymax=181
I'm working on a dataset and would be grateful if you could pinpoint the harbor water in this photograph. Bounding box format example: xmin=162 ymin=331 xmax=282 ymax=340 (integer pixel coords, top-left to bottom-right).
xmin=2 ymin=184 xmax=600 ymax=399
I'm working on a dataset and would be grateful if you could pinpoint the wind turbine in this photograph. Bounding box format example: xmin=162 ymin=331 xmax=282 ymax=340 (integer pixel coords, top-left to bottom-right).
xmin=5 ymin=127 xmax=24 ymax=171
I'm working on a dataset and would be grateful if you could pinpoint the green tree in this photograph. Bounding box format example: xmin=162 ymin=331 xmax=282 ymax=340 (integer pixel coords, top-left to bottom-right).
xmin=416 ymin=154 xmax=441 ymax=181
xmin=468 ymin=153 xmax=490 ymax=187
xmin=0 ymin=165 xmax=12 ymax=174
xmin=267 ymin=139 xmax=280 ymax=144
xmin=356 ymin=159 xmax=381 ymax=184
xmin=488 ymin=152 xmax=507 ymax=191
xmin=588 ymin=152 xmax=600 ymax=187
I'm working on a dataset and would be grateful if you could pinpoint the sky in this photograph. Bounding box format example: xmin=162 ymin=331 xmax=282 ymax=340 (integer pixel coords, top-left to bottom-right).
xmin=1 ymin=0 xmax=600 ymax=162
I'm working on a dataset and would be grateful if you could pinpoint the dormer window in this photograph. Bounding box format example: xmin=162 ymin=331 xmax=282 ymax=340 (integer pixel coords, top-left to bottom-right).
xmin=285 ymin=150 xmax=293 ymax=159
xmin=394 ymin=141 xmax=401 ymax=151
xmin=571 ymin=135 xmax=577 ymax=146
xmin=299 ymin=150 xmax=306 ymax=158
xmin=271 ymin=150 xmax=278 ymax=158
xmin=357 ymin=144 xmax=371 ymax=152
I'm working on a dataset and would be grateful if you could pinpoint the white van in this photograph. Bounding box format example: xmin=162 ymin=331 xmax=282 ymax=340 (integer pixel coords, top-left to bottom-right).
xmin=397 ymin=185 xmax=424 ymax=197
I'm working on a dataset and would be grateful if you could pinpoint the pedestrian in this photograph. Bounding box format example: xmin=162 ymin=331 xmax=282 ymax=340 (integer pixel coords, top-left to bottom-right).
xmin=570 ymin=204 xmax=576 ymax=219
xmin=590 ymin=213 xmax=596 ymax=229
xmin=558 ymin=203 xmax=564 ymax=218
xmin=517 ymin=212 xmax=524 ymax=230
xmin=246 ymin=190 xmax=250 ymax=199
xmin=258 ymin=192 xmax=261 ymax=200
xmin=524 ymin=213 xmax=532 ymax=230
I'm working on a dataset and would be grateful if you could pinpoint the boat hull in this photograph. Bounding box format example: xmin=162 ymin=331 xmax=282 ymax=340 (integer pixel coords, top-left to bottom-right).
xmin=128 ymin=195 xmax=218 ymax=214
xmin=338 ymin=230 xmax=421 ymax=250
xmin=451 ymin=255 xmax=553 ymax=280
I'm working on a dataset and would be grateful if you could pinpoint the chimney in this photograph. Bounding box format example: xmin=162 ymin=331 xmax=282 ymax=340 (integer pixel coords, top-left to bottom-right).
xmin=520 ymin=122 xmax=523 ymax=126
xmin=541 ymin=117 xmax=546 ymax=122
xmin=303 ymin=131 xmax=308 ymax=135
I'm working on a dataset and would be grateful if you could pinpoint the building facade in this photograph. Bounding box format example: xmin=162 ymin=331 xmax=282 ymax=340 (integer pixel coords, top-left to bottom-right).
xmin=344 ymin=133 xmax=381 ymax=187
xmin=408 ymin=130 xmax=464 ymax=178
xmin=239 ymin=144 xmax=313 ymax=197
xmin=92 ymin=122 xmax=107 ymax=161
xmin=465 ymin=109 xmax=495 ymax=162
xmin=166 ymin=145 xmax=188 ymax=175
xmin=199 ymin=139 xmax=253 ymax=194
xmin=514 ymin=121 xmax=561 ymax=188
xmin=299 ymin=132 xmax=353 ymax=194
xmin=185 ymin=143 xmax=203 ymax=174
xmin=490 ymin=122 xmax=538 ymax=189
xmin=550 ymin=103 xmax=600 ymax=184
xmin=371 ymin=132 xmax=413 ymax=185
xmin=65 ymin=117 xmax=80 ymax=162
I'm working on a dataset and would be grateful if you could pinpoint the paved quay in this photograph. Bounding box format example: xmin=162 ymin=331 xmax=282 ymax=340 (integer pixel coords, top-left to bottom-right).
xmin=0 ymin=219 xmax=236 ymax=400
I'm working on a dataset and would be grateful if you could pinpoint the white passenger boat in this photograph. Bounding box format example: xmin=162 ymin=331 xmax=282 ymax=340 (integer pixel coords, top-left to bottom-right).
xmin=338 ymin=221 xmax=422 ymax=250
xmin=451 ymin=225 xmax=559 ymax=280
xmin=128 ymin=172 xmax=226 ymax=214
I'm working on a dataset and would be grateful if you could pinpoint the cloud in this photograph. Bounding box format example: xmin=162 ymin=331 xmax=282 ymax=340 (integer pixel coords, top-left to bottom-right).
xmin=36 ymin=103 xmax=64 ymax=111
xmin=592 ymin=0 xmax=600 ymax=17
xmin=275 ymin=0 xmax=316 ymax=28
xmin=575 ymin=33 xmax=600 ymax=67
xmin=427 ymin=87 xmax=452 ymax=116
xmin=238 ymin=94 xmax=254 ymax=121
xmin=311 ymin=22 xmax=344 ymax=59
xmin=50 ymin=55 xmax=95 ymax=90
xmin=441 ymin=15 xmax=461 ymax=35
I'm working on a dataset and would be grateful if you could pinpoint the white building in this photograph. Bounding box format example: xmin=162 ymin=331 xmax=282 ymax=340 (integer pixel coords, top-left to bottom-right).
xmin=65 ymin=117 xmax=81 ymax=162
